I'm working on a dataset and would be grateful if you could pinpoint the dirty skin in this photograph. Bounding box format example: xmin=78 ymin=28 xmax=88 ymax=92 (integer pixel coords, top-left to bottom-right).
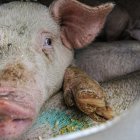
xmin=63 ymin=66 xmax=114 ymax=122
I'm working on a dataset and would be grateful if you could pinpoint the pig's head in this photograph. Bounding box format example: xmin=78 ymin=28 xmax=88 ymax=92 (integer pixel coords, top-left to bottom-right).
xmin=0 ymin=0 xmax=113 ymax=139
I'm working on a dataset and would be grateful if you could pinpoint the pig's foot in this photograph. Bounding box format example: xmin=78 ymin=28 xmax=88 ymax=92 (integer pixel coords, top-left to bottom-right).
xmin=63 ymin=66 xmax=114 ymax=122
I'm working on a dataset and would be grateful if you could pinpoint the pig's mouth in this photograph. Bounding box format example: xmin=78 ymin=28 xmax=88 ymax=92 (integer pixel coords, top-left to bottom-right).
xmin=0 ymin=88 xmax=35 ymax=139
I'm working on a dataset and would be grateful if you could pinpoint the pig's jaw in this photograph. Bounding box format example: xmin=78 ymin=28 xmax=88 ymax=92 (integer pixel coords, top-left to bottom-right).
xmin=0 ymin=87 xmax=36 ymax=140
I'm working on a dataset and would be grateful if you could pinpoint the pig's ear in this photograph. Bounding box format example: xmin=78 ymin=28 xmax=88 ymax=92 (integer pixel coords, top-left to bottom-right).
xmin=50 ymin=0 xmax=114 ymax=49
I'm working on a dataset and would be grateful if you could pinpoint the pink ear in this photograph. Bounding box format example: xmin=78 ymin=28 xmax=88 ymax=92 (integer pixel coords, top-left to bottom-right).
xmin=50 ymin=0 xmax=114 ymax=49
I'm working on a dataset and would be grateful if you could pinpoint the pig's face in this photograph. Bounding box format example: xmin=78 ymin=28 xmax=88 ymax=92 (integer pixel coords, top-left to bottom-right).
xmin=0 ymin=2 xmax=73 ymax=139
xmin=0 ymin=0 xmax=113 ymax=139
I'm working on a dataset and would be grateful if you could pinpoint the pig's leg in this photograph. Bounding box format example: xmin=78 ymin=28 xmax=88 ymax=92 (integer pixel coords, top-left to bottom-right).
xmin=63 ymin=66 xmax=114 ymax=122
xmin=63 ymin=41 xmax=140 ymax=122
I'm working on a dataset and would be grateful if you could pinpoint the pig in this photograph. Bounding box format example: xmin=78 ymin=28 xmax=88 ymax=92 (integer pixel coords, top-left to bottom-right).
xmin=75 ymin=41 xmax=140 ymax=82
xmin=0 ymin=0 xmax=114 ymax=139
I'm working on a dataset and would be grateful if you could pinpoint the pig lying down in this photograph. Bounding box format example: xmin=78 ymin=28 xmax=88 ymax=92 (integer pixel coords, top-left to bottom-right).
xmin=75 ymin=41 xmax=140 ymax=82
xmin=0 ymin=0 xmax=114 ymax=139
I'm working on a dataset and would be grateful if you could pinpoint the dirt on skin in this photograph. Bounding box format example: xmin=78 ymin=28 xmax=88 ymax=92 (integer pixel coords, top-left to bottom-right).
xmin=63 ymin=66 xmax=114 ymax=122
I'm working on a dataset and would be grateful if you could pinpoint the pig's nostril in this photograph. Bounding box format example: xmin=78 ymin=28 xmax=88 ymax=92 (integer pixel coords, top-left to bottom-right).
xmin=0 ymin=91 xmax=15 ymax=100
xmin=0 ymin=92 xmax=10 ymax=96
xmin=0 ymin=95 xmax=8 ymax=99
xmin=0 ymin=91 xmax=14 ymax=96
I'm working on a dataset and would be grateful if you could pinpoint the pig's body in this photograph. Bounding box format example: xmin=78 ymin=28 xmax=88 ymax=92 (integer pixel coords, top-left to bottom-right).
xmin=0 ymin=2 xmax=73 ymax=139
xmin=75 ymin=41 xmax=140 ymax=82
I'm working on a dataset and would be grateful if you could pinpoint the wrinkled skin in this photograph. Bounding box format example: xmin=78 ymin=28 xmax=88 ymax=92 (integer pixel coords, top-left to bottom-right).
xmin=0 ymin=0 xmax=113 ymax=139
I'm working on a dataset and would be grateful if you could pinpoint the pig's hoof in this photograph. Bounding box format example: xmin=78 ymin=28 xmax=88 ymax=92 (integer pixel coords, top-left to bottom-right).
xmin=63 ymin=66 xmax=114 ymax=122
xmin=64 ymin=88 xmax=114 ymax=122
xmin=75 ymin=94 xmax=114 ymax=121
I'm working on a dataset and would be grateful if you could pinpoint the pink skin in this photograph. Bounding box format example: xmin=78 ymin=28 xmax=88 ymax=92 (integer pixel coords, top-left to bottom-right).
xmin=0 ymin=87 xmax=36 ymax=139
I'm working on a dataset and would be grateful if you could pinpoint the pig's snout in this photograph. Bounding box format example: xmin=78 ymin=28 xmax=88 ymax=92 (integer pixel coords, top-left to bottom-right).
xmin=0 ymin=63 xmax=38 ymax=139
xmin=0 ymin=87 xmax=36 ymax=139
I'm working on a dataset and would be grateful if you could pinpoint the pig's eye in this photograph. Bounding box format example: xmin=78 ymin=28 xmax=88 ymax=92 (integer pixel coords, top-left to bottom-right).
xmin=43 ymin=38 xmax=52 ymax=49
